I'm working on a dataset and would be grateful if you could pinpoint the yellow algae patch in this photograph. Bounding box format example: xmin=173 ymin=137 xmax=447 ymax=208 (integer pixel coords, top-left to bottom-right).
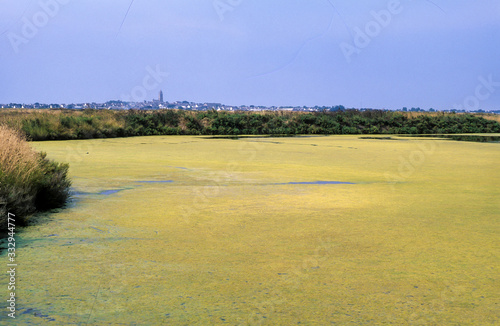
xmin=1 ymin=135 xmax=498 ymax=325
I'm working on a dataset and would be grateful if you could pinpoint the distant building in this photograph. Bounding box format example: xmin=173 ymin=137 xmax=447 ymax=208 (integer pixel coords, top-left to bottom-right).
xmin=159 ymin=90 xmax=164 ymax=103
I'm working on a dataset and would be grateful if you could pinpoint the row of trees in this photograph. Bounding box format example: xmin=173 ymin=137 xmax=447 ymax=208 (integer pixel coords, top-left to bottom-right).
xmin=0 ymin=109 xmax=499 ymax=141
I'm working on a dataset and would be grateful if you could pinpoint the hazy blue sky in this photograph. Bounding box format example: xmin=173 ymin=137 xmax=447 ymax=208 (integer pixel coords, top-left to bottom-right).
xmin=1 ymin=0 xmax=499 ymax=110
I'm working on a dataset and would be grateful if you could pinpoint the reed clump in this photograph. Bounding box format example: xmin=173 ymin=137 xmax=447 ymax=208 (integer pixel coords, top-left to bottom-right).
xmin=0 ymin=126 xmax=71 ymax=229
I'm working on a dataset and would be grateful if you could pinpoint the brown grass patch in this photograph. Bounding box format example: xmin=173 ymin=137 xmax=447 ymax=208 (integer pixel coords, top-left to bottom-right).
xmin=0 ymin=125 xmax=40 ymax=184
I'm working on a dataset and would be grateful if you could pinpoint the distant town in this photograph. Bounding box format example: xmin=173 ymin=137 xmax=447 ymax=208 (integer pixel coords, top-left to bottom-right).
xmin=2 ymin=91 xmax=499 ymax=114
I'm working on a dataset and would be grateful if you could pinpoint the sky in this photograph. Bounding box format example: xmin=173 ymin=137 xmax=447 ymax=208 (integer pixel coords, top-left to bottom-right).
xmin=0 ymin=0 xmax=499 ymax=110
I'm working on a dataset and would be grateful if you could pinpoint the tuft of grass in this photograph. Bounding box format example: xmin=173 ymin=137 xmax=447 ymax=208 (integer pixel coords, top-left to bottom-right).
xmin=0 ymin=125 xmax=40 ymax=183
xmin=0 ymin=125 xmax=71 ymax=229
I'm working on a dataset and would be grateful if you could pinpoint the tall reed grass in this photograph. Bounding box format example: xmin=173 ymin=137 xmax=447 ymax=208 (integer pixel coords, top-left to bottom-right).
xmin=0 ymin=126 xmax=71 ymax=230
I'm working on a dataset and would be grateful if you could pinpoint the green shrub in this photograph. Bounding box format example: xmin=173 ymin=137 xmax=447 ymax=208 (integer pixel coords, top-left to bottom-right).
xmin=32 ymin=153 xmax=71 ymax=211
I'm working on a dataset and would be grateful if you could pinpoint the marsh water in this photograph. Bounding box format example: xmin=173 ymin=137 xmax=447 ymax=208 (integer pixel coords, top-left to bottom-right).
xmin=1 ymin=135 xmax=498 ymax=325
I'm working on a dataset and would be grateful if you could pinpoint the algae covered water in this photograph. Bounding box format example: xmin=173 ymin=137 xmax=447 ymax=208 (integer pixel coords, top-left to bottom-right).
xmin=1 ymin=135 xmax=498 ymax=325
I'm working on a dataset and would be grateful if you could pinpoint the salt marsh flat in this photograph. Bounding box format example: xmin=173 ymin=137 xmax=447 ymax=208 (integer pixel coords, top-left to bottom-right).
xmin=2 ymin=135 xmax=498 ymax=325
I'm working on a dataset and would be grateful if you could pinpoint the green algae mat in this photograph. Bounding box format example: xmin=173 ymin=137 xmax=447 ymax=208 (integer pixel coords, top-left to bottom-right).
xmin=1 ymin=135 xmax=498 ymax=325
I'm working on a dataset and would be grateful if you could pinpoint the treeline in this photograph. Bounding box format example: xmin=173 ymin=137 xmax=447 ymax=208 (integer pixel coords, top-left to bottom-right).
xmin=0 ymin=126 xmax=71 ymax=230
xmin=0 ymin=109 xmax=499 ymax=141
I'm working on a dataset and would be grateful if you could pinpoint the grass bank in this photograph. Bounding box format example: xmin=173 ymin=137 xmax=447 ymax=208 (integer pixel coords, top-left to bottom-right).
xmin=0 ymin=109 xmax=499 ymax=141
xmin=0 ymin=126 xmax=71 ymax=230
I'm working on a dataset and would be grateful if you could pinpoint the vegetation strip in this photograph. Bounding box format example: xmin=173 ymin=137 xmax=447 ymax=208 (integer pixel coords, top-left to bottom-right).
xmin=0 ymin=109 xmax=499 ymax=141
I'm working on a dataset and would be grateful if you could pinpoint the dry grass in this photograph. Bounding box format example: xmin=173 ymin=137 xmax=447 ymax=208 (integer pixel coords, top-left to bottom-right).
xmin=400 ymin=110 xmax=500 ymax=121
xmin=481 ymin=114 xmax=500 ymax=123
xmin=0 ymin=125 xmax=40 ymax=184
